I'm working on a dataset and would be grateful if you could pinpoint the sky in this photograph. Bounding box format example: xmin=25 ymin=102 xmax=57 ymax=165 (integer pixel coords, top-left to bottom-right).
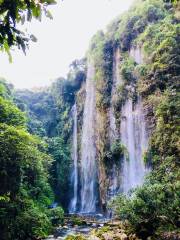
xmin=0 ymin=0 xmax=134 ymax=89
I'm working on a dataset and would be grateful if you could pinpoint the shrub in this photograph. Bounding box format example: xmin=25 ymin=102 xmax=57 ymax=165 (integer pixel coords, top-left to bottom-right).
xmin=48 ymin=206 xmax=64 ymax=226
xmin=111 ymin=140 xmax=127 ymax=160
xmin=111 ymin=181 xmax=180 ymax=239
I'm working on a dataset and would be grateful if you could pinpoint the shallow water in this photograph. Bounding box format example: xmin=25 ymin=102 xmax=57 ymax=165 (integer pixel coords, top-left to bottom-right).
xmin=46 ymin=214 xmax=109 ymax=240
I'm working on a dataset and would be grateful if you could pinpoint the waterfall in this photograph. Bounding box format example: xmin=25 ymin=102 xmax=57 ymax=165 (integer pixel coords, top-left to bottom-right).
xmin=80 ymin=61 xmax=97 ymax=213
xmin=119 ymin=46 xmax=149 ymax=193
xmin=120 ymin=98 xmax=149 ymax=193
xmin=129 ymin=46 xmax=143 ymax=64
xmin=69 ymin=103 xmax=78 ymax=213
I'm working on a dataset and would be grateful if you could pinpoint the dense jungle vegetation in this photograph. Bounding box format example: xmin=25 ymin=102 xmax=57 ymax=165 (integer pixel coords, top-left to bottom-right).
xmin=0 ymin=58 xmax=86 ymax=239
xmin=0 ymin=0 xmax=179 ymax=239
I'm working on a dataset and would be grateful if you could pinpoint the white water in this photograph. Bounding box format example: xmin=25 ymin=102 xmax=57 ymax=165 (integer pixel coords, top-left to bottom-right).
xmin=80 ymin=61 xmax=97 ymax=213
xmin=129 ymin=46 xmax=143 ymax=64
xmin=69 ymin=103 xmax=78 ymax=213
xmin=120 ymin=98 xmax=149 ymax=193
xmin=119 ymin=46 xmax=149 ymax=193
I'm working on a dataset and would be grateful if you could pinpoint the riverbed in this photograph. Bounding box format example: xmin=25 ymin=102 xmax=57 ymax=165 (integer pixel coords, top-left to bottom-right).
xmin=46 ymin=214 xmax=112 ymax=240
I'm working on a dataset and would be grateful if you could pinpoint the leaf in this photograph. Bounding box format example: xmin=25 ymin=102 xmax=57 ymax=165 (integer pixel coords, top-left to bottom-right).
xmin=30 ymin=34 xmax=37 ymax=42
xmin=4 ymin=40 xmax=12 ymax=63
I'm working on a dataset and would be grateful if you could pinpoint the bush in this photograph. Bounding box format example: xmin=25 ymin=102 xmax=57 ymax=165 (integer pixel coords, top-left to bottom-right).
xmin=14 ymin=204 xmax=52 ymax=239
xmin=70 ymin=216 xmax=86 ymax=226
xmin=111 ymin=140 xmax=127 ymax=160
xmin=48 ymin=206 xmax=64 ymax=225
xmin=111 ymin=181 xmax=180 ymax=239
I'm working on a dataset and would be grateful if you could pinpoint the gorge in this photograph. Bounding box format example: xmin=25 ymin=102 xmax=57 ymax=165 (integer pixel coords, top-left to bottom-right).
xmin=0 ymin=0 xmax=179 ymax=239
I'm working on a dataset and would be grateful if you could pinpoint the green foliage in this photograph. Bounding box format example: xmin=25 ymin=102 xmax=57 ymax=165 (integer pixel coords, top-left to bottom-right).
xmin=48 ymin=206 xmax=64 ymax=225
xmin=1 ymin=1 xmax=179 ymax=239
xmin=111 ymin=0 xmax=167 ymax=50
xmin=90 ymin=31 xmax=113 ymax=110
xmin=0 ymin=81 xmax=55 ymax=239
xmin=113 ymin=84 xmax=128 ymax=110
xmin=0 ymin=123 xmax=54 ymax=239
xmin=0 ymin=96 xmax=26 ymax=127
xmin=137 ymin=16 xmax=180 ymax=95
xmin=14 ymin=59 xmax=86 ymax=210
xmin=0 ymin=0 xmax=56 ymax=58
xmin=0 ymin=78 xmax=13 ymax=99
xmin=104 ymin=140 xmax=128 ymax=166
xmin=120 ymin=55 xmax=136 ymax=84
xmin=65 ymin=235 xmax=86 ymax=240
xmin=12 ymin=203 xmax=52 ymax=239
xmin=111 ymin=181 xmax=180 ymax=239
xmin=94 ymin=226 xmax=111 ymax=238
xmin=107 ymin=1 xmax=180 ymax=240
xmin=70 ymin=216 xmax=86 ymax=226
xmin=150 ymin=90 xmax=180 ymax=167
xmin=0 ymin=80 xmax=27 ymax=130
xmin=15 ymin=89 xmax=58 ymax=137
xmin=47 ymin=137 xmax=71 ymax=208
xmin=110 ymin=140 xmax=127 ymax=161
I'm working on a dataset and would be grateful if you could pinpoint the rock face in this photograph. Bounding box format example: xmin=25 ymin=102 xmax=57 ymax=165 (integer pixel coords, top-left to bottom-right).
xmin=160 ymin=232 xmax=180 ymax=240
xmin=107 ymin=48 xmax=122 ymax=199
xmin=69 ymin=45 xmax=151 ymax=213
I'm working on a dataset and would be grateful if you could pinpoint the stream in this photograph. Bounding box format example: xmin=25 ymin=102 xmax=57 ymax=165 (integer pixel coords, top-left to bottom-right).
xmin=46 ymin=214 xmax=111 ymax=240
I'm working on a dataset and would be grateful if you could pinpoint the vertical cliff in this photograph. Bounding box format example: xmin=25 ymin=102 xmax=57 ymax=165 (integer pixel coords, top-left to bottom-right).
xmin=69 ymin=0 xmax=179 ymax=214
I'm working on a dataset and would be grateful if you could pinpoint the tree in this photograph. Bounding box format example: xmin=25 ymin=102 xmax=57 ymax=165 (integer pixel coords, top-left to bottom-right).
xmin=0 ymin=0 xmax=56 ymax=58
xmin=0 ymin=79 xmax=59 ymax=240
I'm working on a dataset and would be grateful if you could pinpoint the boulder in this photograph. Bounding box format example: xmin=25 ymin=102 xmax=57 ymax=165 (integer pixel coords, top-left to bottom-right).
xmin=119 ymin=233 xmax=128 ymax=240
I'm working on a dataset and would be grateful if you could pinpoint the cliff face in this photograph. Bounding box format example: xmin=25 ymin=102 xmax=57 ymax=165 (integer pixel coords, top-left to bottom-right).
xmin=72 ymin=0 xmax=179 ymax=212
xmin=87 ymin=46 xmax=150 ymax=209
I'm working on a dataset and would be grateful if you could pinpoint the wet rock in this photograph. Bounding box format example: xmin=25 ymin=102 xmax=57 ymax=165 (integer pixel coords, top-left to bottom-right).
xmin=63 ymin=225 xmax=69 ymax=229
xmin=106 ymin=220 xmax=122 ymax=227
xmin=88 ymin=236 xmax=101 ymax=240
xmin=113 ymin=233 xmax=128 ymax=240
xmin=115 ymin=228 xmax=125 ymax=234
xmin=129 ymin=233 xmax=138 ymax=240
xmin=120 ymin=233 xmax=128 ymax=240
xmin=102 ymin=232 xmax=114 ymax=240
xmin=160 ymin=232 xmax=180 ymax=240
xmin=99 ymin=223 xmax=104 ymax=227
xmin=92 ymin=223 xmax=98 ymax=227
xmin=46 ymin=236 xmax=54 ymax=240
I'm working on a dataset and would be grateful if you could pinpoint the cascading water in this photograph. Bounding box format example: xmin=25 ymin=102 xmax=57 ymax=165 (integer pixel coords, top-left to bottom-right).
xmin=120 ymin=98 xmax=149 ymax=194
xmin=69 ymin=103 xmax=78 ymax=213
xmin=69 ymin=46 xmax=149 ymax=212
xmin=119 ymin=46 xmax=149 ymax=194
xmin=129 ymin=46 xmax=143 ymax=64
xmin=80 ymin=61 xmax=97 ymax=213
